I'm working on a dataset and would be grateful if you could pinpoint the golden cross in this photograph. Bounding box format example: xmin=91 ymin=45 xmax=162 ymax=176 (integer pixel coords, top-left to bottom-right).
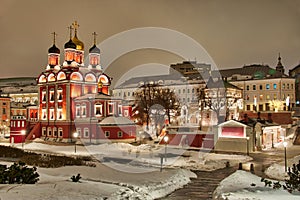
xmin=72 ymin=21 xmax=79 ymax=31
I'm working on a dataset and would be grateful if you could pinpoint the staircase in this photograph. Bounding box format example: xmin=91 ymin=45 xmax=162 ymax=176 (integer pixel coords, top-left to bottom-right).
xmin=26 ymin=122 xmax=41 ymax=141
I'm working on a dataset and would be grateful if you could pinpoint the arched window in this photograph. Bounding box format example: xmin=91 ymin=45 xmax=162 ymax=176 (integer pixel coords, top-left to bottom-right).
xmin=94 ymin=103 xmax=103 ymax=116
xmin=57 ymin=72 xmax=66 ymax=80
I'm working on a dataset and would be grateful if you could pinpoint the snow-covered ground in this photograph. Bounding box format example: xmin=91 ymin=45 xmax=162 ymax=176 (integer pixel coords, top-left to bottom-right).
xmin=0 ymin=141 xmax=252 ymax=199
xmin=214 ymin=154 xmax=300 ymax=200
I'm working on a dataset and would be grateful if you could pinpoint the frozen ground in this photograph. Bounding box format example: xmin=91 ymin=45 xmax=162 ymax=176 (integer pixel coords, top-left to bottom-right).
xmin=0 ymin=141 xmax=251 ymax=199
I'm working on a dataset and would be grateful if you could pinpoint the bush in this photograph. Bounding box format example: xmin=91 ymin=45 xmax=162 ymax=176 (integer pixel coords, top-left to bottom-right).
xmin=0 ymin=162 xmax=39 ymax=184
xmin=71 ymin=174 xmax=81 ymax=182
xmin=261 ymin=160 xmax=300 ymax=193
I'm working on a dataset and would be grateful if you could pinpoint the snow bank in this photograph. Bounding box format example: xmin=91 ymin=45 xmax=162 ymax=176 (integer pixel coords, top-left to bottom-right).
xmin=214 ymin=170 xmax=300 ymax=200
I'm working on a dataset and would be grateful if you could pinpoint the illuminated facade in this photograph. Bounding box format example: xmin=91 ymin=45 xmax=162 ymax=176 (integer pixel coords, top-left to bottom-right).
xmin=27 ymin=21 xmax=135 ymax=142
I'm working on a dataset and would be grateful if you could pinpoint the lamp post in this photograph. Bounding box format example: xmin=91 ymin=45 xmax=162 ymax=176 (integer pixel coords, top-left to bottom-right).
xmin=21 ymin=130 xmax=26 ymax=149
xmin=283 ymin=141 xmax=287 ymax=172
xmin=164 ymin=135 xmax=169 ymax=162
xmin=246 ymin=136 xmax=250 ymax=156
xmin=73 ymin=132 xmax=79 ymax=153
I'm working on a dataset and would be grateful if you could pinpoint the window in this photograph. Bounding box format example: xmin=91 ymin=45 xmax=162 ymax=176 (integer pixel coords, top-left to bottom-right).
xmin=118 ymin=131 xmax=123 ymax=138
xmin=21 ymin=121 xmax=24 ymax=127
xmin=81 ymin=104 xmax=86 ymax=117
xmin=192 ymin=88 xmax=194 ymax=93
xmin=124 ymin=110 xmax=129 ymax=117
xmin=47 ymin=127 xmax=52 ymax=136
xmin=266 ymin=84 xmax=270 ymax=90
xmin=76 ymin=128 xmax=81 ymax=137
xmin=291 ymin=84 xmax=294 ymax=89
xmin=42 ymin=127 xmax=46 ymax=136
xmin=57 ymin=88 xmax=63 ymax=102
xmin=42 ymin=90 xmax=46 ymax=102
xmin=50 ymin=109 xmax=54 ymax=120
xmin=84 ymin=128 xmax=89 ymax=138
xmin=273 ymin=84 xmax=277 ymax=89
xmin=58 ymin=128 xmax=63 ymax=137
xmin=108 ymin=102 xmax=114 ymax=115
xmin=178 ymin=89 xmax=181 ymax=94
xmin=253 ymin=85 xmax=256 ymax=90
xmin=259 ymin=95 xmax=263 ymax=100
xmin=105 ymin=131 xmax=110 ymax=138
xmin=259 ymin=85 xmax=263 ymax=90
xmin=282 ymin=83 xmax=285 ymax=89
xmin=2 ymin=102 xmax=6 ymax=106
xmin=266 ymin=95 xmax=270 ymax=100
xmin=57 ymin=109 xmax=63 ymax=120
xmin=183 ymin=89 xmax=185 ymax=93
xmin=247 ymin=105 xmax=251 ymax=111
xmin=246 ymin=95 xmax=249 ymax=100
xmin=95 ymin=103 xmax=103 ymax=116
xmin=53 ymin=127 xmax=57 ymax=137
xmin=76 ymin=104 xmax=81 ymax=117
xmin=259 ymin=104 xmax=263 ymax=111
xmin=118 ymin=105 xmax=123 ymax=116
xmin=187 ymin=89 xmax=190 ymax=93
xmin=274 ymin=94 xmax=277 ymax=100
xmin=246 ymin=85 xmax=249 ymax=91
xmin=266 ymin=103 xmax=270 ymax=111
xmin=17 ymin=121 xmax=20 ymax=127
xmin=2 ymin=108 xmax=6 ymax=114
xmin=42 ymin=109 xmax=47 ymax=119
xmin=49 ymin=89 xmax=54 ymax=103
xmin=287 ymin=84 xmax=289 ymax=89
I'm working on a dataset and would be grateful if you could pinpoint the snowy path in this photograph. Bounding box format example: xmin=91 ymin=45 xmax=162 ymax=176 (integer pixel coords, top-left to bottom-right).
xmin=160 ymin=167 xmax=236 ymax=200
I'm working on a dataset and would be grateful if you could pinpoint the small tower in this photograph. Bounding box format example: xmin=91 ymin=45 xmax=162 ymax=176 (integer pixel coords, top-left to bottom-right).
xmin=47 ymin=32 xmax=60 ymax=70
xmin=276 ymin=53 xmax=285 ymax=74
xmin=72 ymin=21 xmax=84 ymax=66
xmin=88 ymin=32 xmax=102 ymax=70
xmin=64 ymin=26 xmax=76 ymax=66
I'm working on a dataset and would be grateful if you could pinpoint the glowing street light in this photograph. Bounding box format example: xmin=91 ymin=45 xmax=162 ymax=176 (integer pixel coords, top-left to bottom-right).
xmin=73 ymin=132 xmax=79 ymax=153
xmin=283 ymin=141 xmax=288 ymax=172
xmin=164 ymin=135 xmax=169 ymax=162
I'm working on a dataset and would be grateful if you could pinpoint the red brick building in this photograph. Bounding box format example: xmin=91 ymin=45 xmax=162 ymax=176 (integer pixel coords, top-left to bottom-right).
xmin=26 ymin=21 xmax=135 ymax=143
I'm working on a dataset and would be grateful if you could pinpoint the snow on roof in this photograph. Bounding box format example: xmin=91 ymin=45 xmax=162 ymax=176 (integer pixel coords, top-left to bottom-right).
xmin=99 ymin=116 xmax=135 ymax=126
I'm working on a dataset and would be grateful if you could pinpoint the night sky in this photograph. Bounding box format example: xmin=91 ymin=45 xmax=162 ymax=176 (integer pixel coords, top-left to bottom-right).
xmin=1 ymin=0 xmax=300 ymax=84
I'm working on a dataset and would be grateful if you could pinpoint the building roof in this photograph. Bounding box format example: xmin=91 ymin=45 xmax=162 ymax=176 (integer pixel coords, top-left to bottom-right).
xmin=99 ymin=116 xmax=135 ymax=126
xmin=218 ymin=64 xmax=286 ymax=79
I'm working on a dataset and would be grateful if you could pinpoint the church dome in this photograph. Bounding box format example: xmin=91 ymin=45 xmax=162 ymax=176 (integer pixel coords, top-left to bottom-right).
xmin=48 ymin=44 xmax=60 ymax=54
xmin=64 ymin=39 xmax=76 ymax=49
xmin=89 ymin=44 xmax=100 ymax=54
xmin=72 ymin=34 xmax=84 ymax=51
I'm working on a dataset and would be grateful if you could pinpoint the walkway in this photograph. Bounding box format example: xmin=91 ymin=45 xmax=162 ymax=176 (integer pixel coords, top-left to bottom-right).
xmin=160 ymin=167 xmax=236 ymax=200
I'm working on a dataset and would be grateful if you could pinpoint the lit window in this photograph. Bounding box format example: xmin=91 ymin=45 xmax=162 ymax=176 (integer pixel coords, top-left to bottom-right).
xmin=282 ymin=83 xmax=285 ymax=89
xmin=259 ymin=95 xmax=263 ymax=100
xmin=42 ymin=109 xmax=47 ymax=120
xmin=273 ymin=84 xmax=277 ymax=89
xmin=57 ymin=88 xmax=63 ymax=102
xmin=57 ymin=109 xmax=63 ymax=120
xmin=266 ymin=84 xmax=270 ymax=90
xmin=266 ymin=95 xmax=270 ymax=100
xmin=81 ymin=104 xmax=86 ymax=117
xmin=274 ymin=94 xmax=277 ymax=100
xmin=95 ymin=104 xmax=103 ymax=116
xmin=49 ymin=89 xmax=55 ymax=102
xmin=42 ymin=90 xmax=46 ymax=102
xmin=50 ymin=109 xmax=54 ymax=120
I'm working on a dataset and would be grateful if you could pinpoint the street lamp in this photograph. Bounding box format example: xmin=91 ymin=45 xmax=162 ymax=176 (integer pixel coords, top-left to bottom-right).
xmin=246 ymin=136 xmax=250 ymax=156
xmin=164 ymin=135 xmax=169 ymax=162
xmin=73 ymin=132 xmax=79 ymax=153
xmin=283 ymin=141 xmax=287 ymax=172
xmin=21 ymin=130 xmax=26 ymax=149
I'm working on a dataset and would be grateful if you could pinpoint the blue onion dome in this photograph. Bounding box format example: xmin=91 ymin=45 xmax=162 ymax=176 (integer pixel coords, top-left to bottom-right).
xmin=89 ymin=44 xmax=100 ymax=54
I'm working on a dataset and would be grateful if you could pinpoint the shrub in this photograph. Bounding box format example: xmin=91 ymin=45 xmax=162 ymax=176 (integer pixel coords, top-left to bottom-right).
xmin=261 ymin=160 xmax=300 ymax=193
xmin=71 ymin=174 xmax=82 ymax=182
xmin=0 ymin=162 xmax=39 ymax=184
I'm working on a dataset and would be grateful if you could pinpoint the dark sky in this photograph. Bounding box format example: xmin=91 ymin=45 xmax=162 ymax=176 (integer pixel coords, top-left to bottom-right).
xmin=1 ymin=0 xmax=300 ymax=81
